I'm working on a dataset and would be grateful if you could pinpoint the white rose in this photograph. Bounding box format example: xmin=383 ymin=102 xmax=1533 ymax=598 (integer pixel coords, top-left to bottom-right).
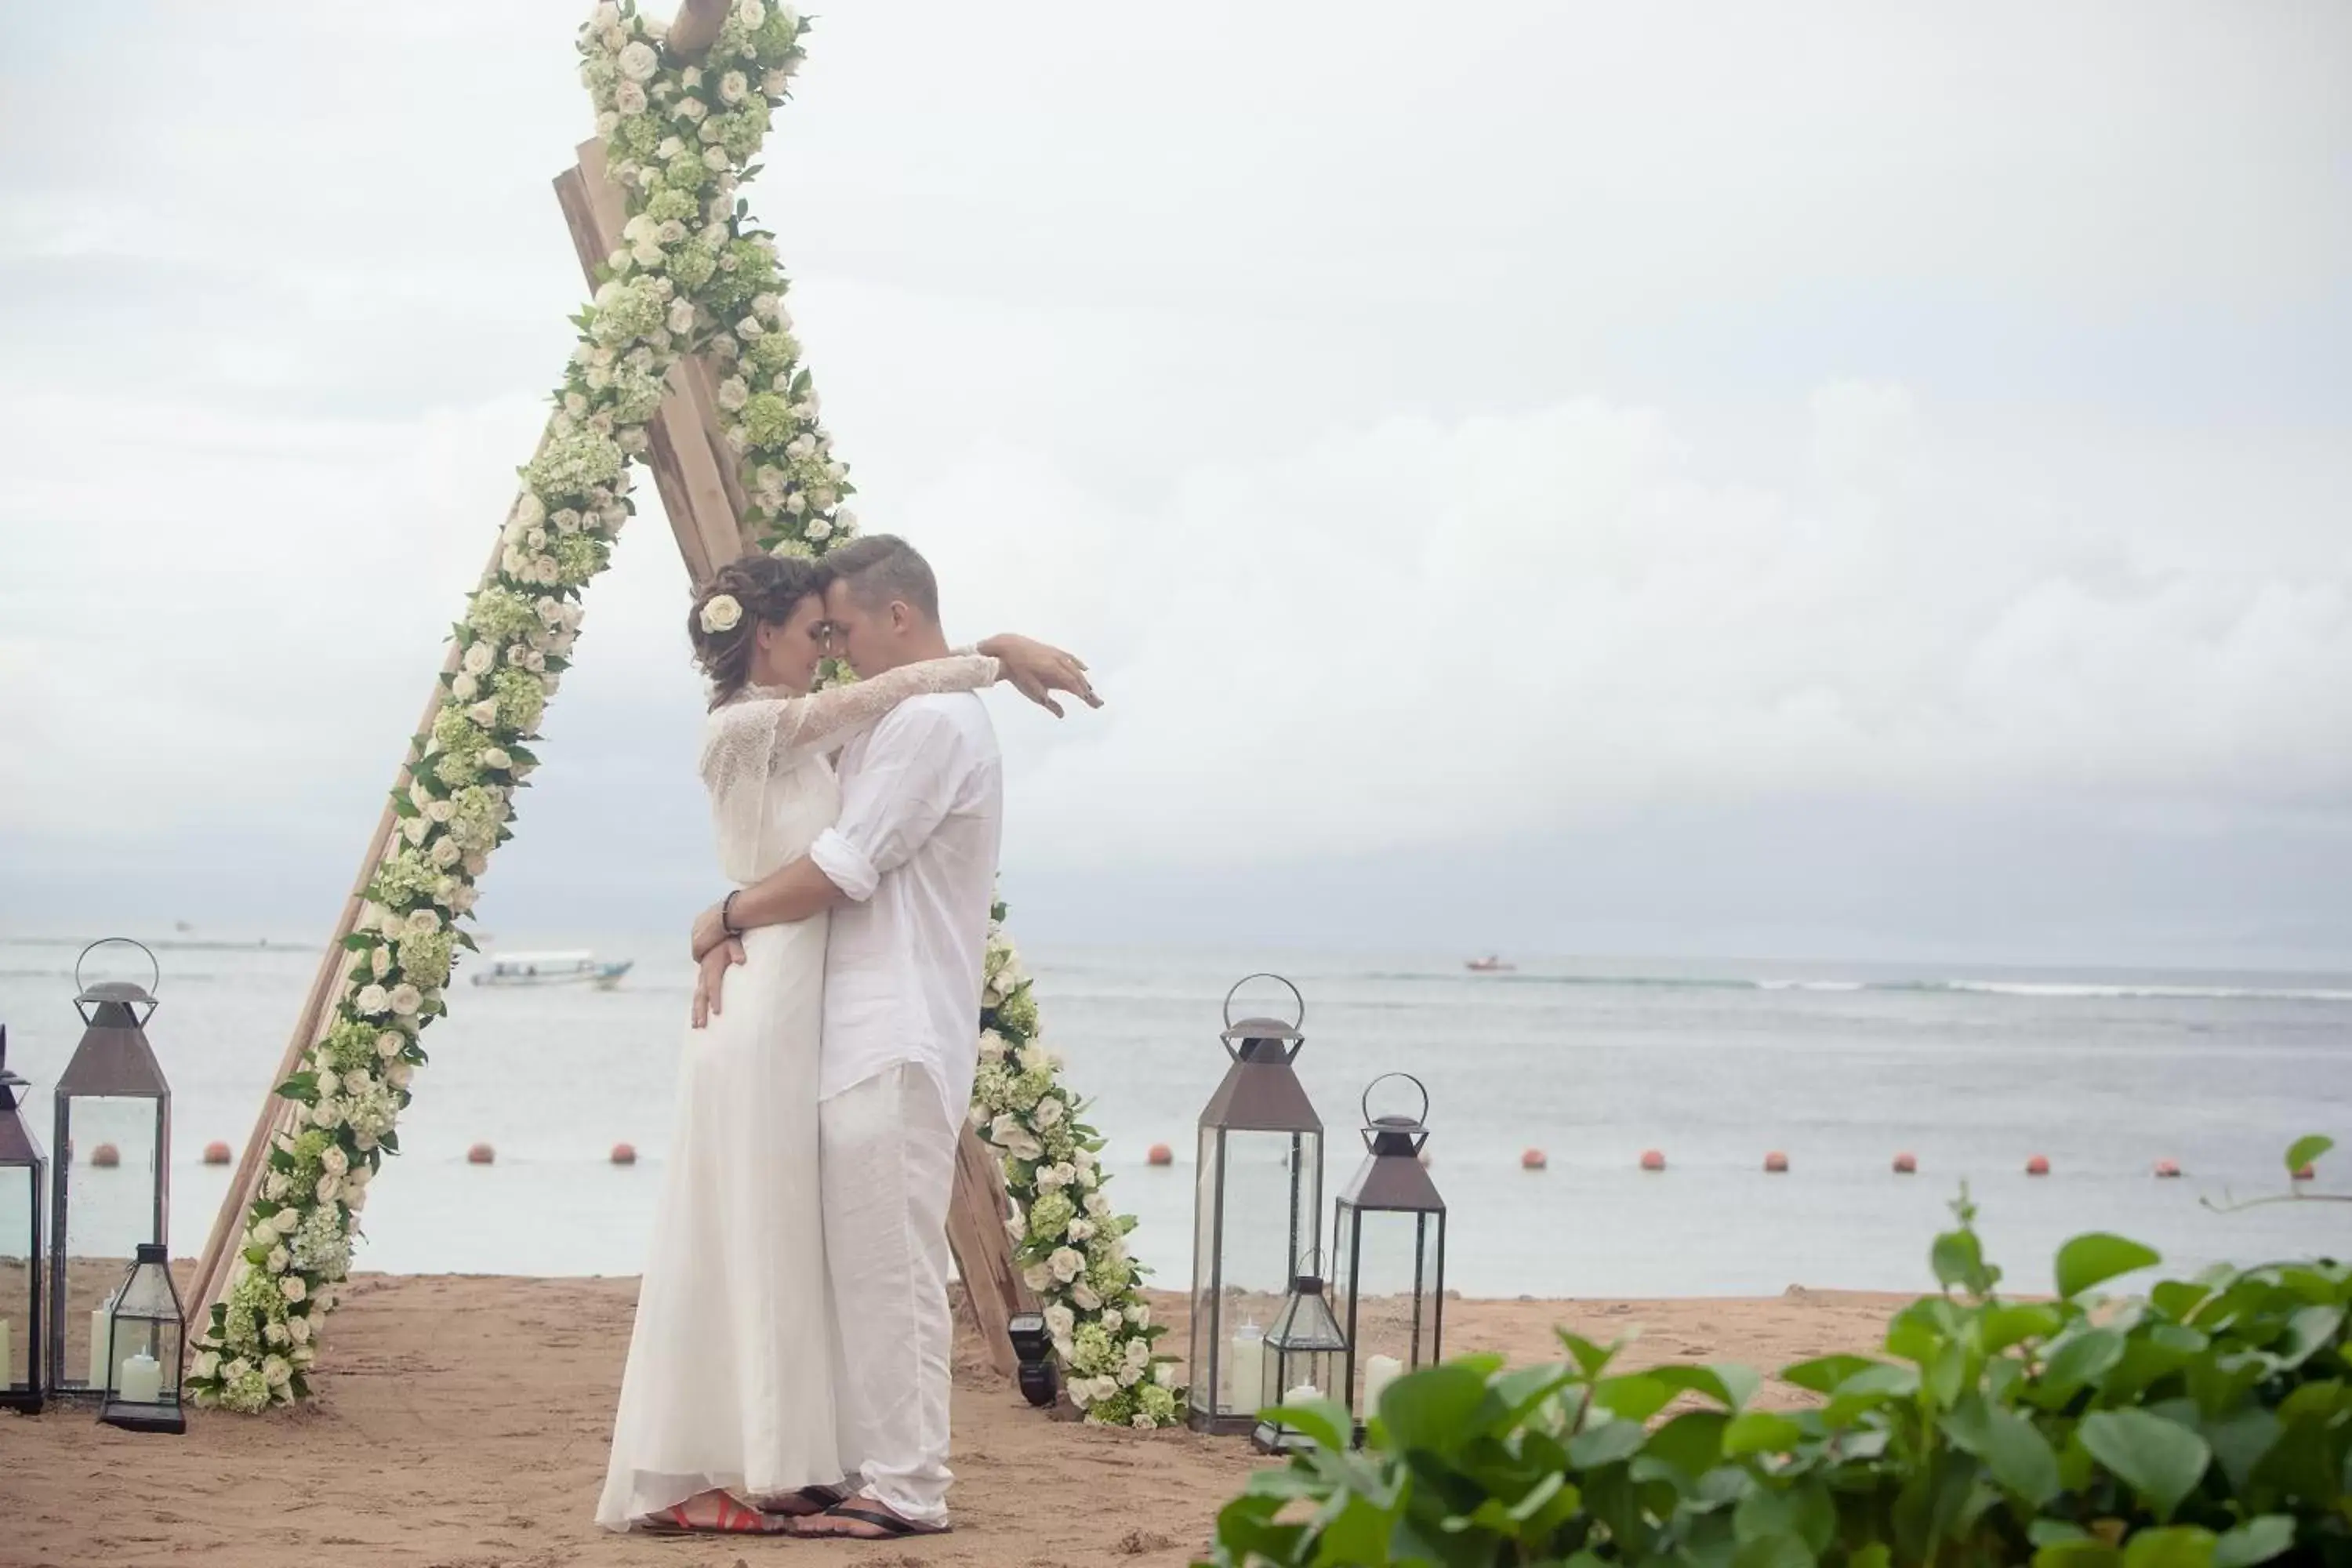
xmin=741 ymin=0 xmax=768 ymax=26
xmin=346 ymin=1163 xmax=372 ymax=1189
xmin=266 ymin=1247 xmax=289 ymax=1276
xmin=368 ymin=946 xmax=390 ymax=980
xmin=263 ymin=1355 xmax=292 ymax=1387
xmin=702 ymin=145 xmax=730 ymax=171
xmin=263 ymin=1173 xmax=290 ymax=1202
xmin=804 ymin=517 xmax=832 ymax=543
xmin=311 ymin=1099 xmax=344 ymax=1130
xmin=717 ymin=376 xmax=749 ymax=411
xmin=1047 ymin=1247 xmax=1086 ymax=1284
xmin=1068 ymin=1218 xmax=1095 ymax=1242
xmin=288 ymin=1316 xmax=311 ymax=1345
xmin=223 ymin=1358 xmax=252 ymax=1382
xmin=465 ymin=853 xmax=489 ymax=877
xmin=783 ymin=492 xmax=806 ymax=515
xmin=468 ymin=699 xmax=499 ymax=727
xmin=833 ymin=507 xmax=858 ymax=535
xmin=680 ymin=96 xmax=709 ymax=123
xmin=1003 ymin=1214 xmax=1025 ymax=1247
xmin=1133 ymin=1414 xmax=1156 ymax=1430
xmin=424 ymin=798 xmax=455 ymax=825
xmin=271 ymin=1207 xmax=303 ymax=1236
xmin=736 ymin=314 xmax=765 ymax=339
xmin=389 ymin=984 xmax=423 ymax=1016
xmin=376 ymin=1032 xmax=403 ymax=1060
xmin=430 ymin=838 xmax=462 ymax=869
xmin=1044 ymin=1303 xmax=1076 ymax=1340
xmin=615 ymin=79 xmax=648 ymax=116
xmin=281 ymin=1276 xmax=307 ymax=1303
xmin=666 ymin=299 xmax=696 ymax=335
xmin=1034 ymin=1098 xmax=1067 ymax=1130
xmin=1073 ymin=1282 xmax=1102 ymax=1312
xmin=1131 ymin=1303 xmax=1152 ymax=1330
xmin=1022 ymin=1263 xmax=1052 ymax=1293
xmin=191 ymin=1350 xmax=220 ymax=1381
xmin=316 ymin=1174 xmax=342 ymax=1204
xmin=483 ymin=746 xmax=513 ymax=771
xmin=347 ymin=1185 xmax=369 ymax=1212
xmin=387 ymin=1061 xmax=414 ymax=1090
xmin=354 ymin=984 xmax=389 ymax=1015
xmin=462 ymin=641 xmax=495 ymax=677
xmin=719 ymin=70 xmax=748 ymax=103
xmin=323 ymin=1145 xmax=350 ymax=1175
xmin=317 ymin=1069 xmax=341 ymax=1098
xmin=592 ymin=2 xmax=620 ymax=27
xmin=400 ymin=815 xmax=428 ymax=848
xmin=617 ymin=40 xmax=659 ymax=82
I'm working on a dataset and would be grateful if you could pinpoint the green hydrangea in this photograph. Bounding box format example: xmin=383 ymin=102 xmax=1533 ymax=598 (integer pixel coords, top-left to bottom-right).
xmin=290 ymin=1205 xmax=352 ymax=1279
xmin=1026 ymin=1191 xmax=1075 ymax=1243
xmin=739 ymin=391 xmax=798 ymax=448
xmin=553 ymin=532 xmax=607 ymax=586
xmin=616 ymin=113 xmax=662 ymax=158
xmin=1072 ymin=1322 xmax=1116 ymax=1376
xmin=220 ymin=1363 xmax=272 ymax=1414
xmin=747 ymin=328 xmax=800 ymax=371
xmin=588 ymin=281 xmax=665 ymax=349
xmin=668 ymin=238 xmax=718 ymax=290
xmin=445 ymin=784 xmax=505 ymax=853
xmin=526 ymin=428 xmax=625 ymax=499
xmin=609 ymin=364 xmax=666 ymax=423
xmin=492 ymin=666 xmax=547 ymax=733
xmin=466 ymin=587 xmax=543 ymax=644
xmin=994 ymin=989 xmax=1040 ymax=1039
xmin=433 ymin=750 xmax=481 ymax=789
xmin=370 ymin=849 xmax=441 ymax=910
xmin=1138 ymin=1382 xmax=1178 ymax=1424
xmin=320 ymin=1018 xmax=380 ymax=1073
xmin=396 ymin=929 xmax=456 ymax=990
xmin=645 ymin=187 xmax=696 ymax=223
xmin=1088 ymin=1254 xmax=1133 ymax=1297
xmin=1010 ymin=1067 xmax=1053 ymax=1113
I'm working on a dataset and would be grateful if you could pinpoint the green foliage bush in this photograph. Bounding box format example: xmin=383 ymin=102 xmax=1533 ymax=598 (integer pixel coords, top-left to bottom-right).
xmin=1207 ymin=1142 xmax=2348 ymax=1568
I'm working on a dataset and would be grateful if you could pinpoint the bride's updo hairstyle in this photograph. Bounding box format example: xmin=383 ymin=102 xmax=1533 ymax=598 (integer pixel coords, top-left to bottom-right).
xmin=688 ymin=554 xmax=830 ymax=708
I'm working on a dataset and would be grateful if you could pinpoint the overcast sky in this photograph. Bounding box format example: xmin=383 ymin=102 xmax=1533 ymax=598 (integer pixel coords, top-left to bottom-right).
xmin=3 ymin=2 xmax=2349 ymax=968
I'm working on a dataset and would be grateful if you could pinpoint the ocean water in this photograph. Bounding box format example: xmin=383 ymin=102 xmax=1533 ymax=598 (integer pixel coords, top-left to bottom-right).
xmin=1 ymin=935 xmax=2347 ymax=1300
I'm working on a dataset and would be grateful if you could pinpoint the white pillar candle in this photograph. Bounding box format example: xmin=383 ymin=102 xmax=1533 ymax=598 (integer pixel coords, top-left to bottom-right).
xmin=1284 ymin=1380 xmax=1321 ymax=1403
xmin=116 ymin=1349 xmax=163 ymax=1406
xmin=0 ymin=1317 xmax=10 ymax=1385
xmin=88 ymin=1299 xmax=115 ymax=1390
xmin=1363 ymin=1353 xmax=1404 ymax=1410
xmin=1226 ymin=1324 xmax=1265 ymax=1409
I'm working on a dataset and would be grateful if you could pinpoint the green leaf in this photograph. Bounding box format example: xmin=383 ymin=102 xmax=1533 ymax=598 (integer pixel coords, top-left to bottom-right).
xmin=2284 ymin=1134 xmax=2332 ymax=1174
xmin=2122 ymin=1526 xmax=2217 ymax=1568
xmin=1651 ymin=1363 xmax=1763 ymax=1411
xmin=1565 ymin=1417 xmax=1647 ymax=1468
xmin=2078 ymin=1409 xmax=2212 ymax=1523
xmin=1849 ymin=1547 xmax=1890 ymax=1568
xmin=2211 ymin=1516 xmax=2296 ymax=1568
xmin=1731 ymin=1533 xmax=1814 ymax=1568
xmin=1933 ymin=1226 xmax=1988 ymax=1291
xmin=2056 ymin=1233 xmax=2163 ymax=1300
xmin=2041 ymin=1327 xmax=2126 ymax=1398
xmin=1370 ymin=1368 xmax=1484 ymax=1454
xmin=1554 ymin=1330 xmax=1617 ymax=1377
xmin=1778 ymin=1353 xmax=1878 ymax=1395
xmin=1944 ymin=1398 xmax=2060 ymax=1506
xmin=1643 ymin=1410 xmax=1730 ymax=1479
xmin=2034 ymin=1541 xmax=2124 ymax=1568
xmin=1721 ymin=1410 xmax=1804 ymax=1456
xmin=1982 ymin=1302 xmax=2065 ymax=1354
xmin=2270 ymin=1305 xmax=2344 ymax=1370
xmin=1593 ymin=1373 xmax=1675 ymax=1423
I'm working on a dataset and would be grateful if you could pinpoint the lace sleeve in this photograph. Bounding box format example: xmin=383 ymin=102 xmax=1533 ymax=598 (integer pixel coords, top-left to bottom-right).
xmin=700 ymin=653 xmax=999 ymax=793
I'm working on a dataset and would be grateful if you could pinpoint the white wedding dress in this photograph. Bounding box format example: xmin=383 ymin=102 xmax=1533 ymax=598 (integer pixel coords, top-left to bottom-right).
xmin=596 ymin=652 xmax=1000 ymax=1532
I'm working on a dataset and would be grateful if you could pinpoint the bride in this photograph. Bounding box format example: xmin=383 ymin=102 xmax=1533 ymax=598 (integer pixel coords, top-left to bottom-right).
xmin=596 ymin=552 xmax=1084 ymax=1535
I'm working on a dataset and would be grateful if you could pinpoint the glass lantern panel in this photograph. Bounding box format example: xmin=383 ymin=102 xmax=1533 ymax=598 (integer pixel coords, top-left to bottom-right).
xmin=103 ymin=1312 xmax=183 ymax=1403
xmin=0 ymin=1163 xmax=31 ymax=1388
xmin=1335 ymin=1207 xmax=1445 ymax=1411
xmin=58 ymin=1096 xmax=162 ymax=1389
xmin=1192 ymin=1127 xmax=1325 ymax=1421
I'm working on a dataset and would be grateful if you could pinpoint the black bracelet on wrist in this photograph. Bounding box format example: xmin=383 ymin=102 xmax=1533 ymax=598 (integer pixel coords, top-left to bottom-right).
xmin=720 ymin=890 xmax=743 ymax=938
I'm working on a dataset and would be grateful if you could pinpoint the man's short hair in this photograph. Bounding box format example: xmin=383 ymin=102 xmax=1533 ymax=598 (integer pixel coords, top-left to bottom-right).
xmin=826 ymin=534 xmax=940 ymax=625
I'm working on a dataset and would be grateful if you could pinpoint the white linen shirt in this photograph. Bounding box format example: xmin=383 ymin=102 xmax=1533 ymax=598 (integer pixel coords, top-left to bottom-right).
xmin=808 ymin=690 xmax=1004 ymax=1126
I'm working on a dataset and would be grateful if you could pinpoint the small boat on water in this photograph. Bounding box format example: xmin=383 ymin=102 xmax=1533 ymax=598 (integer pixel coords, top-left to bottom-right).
xmin=471 ymin=950 xmax=633 ymax=989
xmin=1465 ymin=955 xmax=1518 ymax=973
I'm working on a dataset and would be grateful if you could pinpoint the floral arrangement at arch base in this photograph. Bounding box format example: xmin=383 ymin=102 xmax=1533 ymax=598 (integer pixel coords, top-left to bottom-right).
xmin=975 ymin=911 xmax=1183 ymax=1428
xmin=186 ymin=0 xmax=1183 ymax=1428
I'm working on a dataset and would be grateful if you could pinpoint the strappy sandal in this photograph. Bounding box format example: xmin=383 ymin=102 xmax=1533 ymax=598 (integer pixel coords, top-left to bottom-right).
xmin=793 ymin=1500 xmax=952 ymax=1539
xmin=633 ymin=1494 xmax=799 ymax=1536
xmin=748 ymin=1484 xmax=848 ymax=1517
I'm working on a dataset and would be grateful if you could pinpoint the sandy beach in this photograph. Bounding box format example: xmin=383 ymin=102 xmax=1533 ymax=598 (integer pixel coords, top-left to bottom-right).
xmin=0 ymin=1268 xmax=1907 ymax=1568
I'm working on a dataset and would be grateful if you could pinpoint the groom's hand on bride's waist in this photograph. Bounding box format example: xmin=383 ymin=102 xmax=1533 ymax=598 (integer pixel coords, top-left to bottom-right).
xmin=690 ymin=938 xmax=745 ymax=1029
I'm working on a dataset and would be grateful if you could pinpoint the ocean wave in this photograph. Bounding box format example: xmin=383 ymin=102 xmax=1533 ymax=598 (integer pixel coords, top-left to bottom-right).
xmin=1367 ymin=970 xmax=2352 ymax=1004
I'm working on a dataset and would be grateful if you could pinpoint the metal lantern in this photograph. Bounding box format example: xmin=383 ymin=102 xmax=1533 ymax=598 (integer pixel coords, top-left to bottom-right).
xmin=1253 ymin=1268 xmax=1350 ymax=1453
xmin=1332 ymin=1073 xmax=1447 ymax=1443
xmin=97 ymin=1243 xmax=185 ymax=1434
xmin=1188 ymin=973 xmax=1324 ymax=1435
xmin=49 ymin=939 xmax=170 ymax=1401
xmin=0 ymin=1028 xmax=48 ymax=1414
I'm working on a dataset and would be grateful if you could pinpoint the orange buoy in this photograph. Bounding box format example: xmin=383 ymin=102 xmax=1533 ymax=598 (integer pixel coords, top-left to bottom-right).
xmin=92 ymin=1143 xmax=121 ymax=1168
xmin=1892 ymin=1152 xmax=1917 ymax=1174
xmin=1639 ymin=1149 xmax=1667 ymax=1172
xmin=2293 ymin=1163 xmax=2317 ymax=1182
xmin=1521 ymin=1148 xmax=1548 ymax=1171
xmin=1146 ymin=1143 xmax=1174 ymax=1167
xmin=610 ymin=1143 xmax=637 ymax=1167
xmin=2026 ymin=1154 xmax=2050 ymax=1176
xmin=467 ymin=1142 xmax=495 ymax=1166
xmin=203 ymin=1141 xmax=233 ymax=1166
xmin=1763 ymin=1150 xmax=1789 ymax=1174
xmin=2153 ymin=1158 xmax=2182 ymax=1178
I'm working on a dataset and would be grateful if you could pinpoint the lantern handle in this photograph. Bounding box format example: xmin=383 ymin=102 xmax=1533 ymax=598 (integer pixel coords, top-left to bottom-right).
xmin=75 ymin=937 xmax=160 ymax=1000
xmin=1362 ymin=1071 xmax=1430 ymax=1131
xmin=1222 ymin=972 xmax=1305 ymax=1034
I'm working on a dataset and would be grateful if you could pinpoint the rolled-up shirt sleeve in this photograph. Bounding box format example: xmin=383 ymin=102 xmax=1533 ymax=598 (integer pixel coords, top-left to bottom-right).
xmin=808 ymin=705 xmax=965 ymax=903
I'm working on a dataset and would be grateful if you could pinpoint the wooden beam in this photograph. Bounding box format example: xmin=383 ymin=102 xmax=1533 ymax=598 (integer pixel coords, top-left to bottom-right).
xmin=191 ymin=519 xmax=520 ymax=1323
xmin=665 ymin=0 xmax=733 ymax=59
xmin=949 ymin=1123 xmax=1036 ymax=1377
xmin=552 ymin=140 xmax=750 ymax=582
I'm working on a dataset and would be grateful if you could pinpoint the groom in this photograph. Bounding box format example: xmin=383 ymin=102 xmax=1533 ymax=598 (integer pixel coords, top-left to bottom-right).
xmin=688 ymin=534 xmax=1096 ymax=1540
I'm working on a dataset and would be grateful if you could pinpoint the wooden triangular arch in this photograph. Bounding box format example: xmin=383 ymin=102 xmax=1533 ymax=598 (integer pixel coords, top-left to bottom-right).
xmin=191 ymin=0 xmax=1031 ymax=1381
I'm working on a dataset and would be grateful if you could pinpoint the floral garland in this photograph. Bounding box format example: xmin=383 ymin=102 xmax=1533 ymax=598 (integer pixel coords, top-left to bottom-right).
xmin=975 ymin=913 xmax=1181 ymax=1427
xmin=189 ymin=0 xmax=1181 ymax=1428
